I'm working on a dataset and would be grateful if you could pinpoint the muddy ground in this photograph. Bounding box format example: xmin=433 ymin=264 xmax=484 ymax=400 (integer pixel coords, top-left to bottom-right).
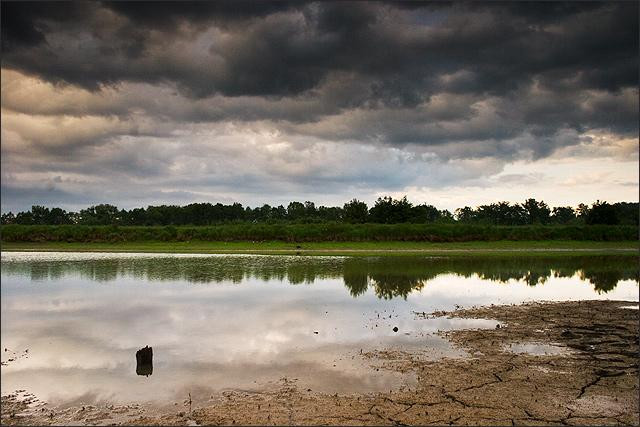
xmin=2 ymin=300 xmax=638 ymax=426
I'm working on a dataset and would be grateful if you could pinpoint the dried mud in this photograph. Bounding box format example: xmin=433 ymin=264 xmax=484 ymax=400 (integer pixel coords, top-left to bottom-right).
xmin=2 ymin=300 xmax=638 ymax=426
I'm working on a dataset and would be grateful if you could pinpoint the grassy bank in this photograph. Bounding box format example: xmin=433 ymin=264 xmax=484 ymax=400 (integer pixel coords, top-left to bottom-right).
xmin=2 ymin=224 xmax=637 ymax=256
xmin=1 ymin=240 xmax=638 ymax=257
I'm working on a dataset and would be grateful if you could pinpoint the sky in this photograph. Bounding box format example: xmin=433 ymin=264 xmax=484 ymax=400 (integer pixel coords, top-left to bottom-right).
xmin=1 ymin=1 xmax=638 ymax=213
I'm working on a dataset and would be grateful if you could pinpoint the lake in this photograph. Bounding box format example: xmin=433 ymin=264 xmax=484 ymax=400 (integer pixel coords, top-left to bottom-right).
xmin=1 ymin=252 xmax=638 ymax=409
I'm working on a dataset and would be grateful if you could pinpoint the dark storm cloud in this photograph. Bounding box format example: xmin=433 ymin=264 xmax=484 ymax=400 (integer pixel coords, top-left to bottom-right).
xmin=1 ymin=1 xmax=638 ymax=153
xmin=3 ymin=2 xmax=636 ymax=93
xmin=104 ymin=1 xmax=297 ymax=28
xmin=1 ymin=1 xmax=91 ymax=49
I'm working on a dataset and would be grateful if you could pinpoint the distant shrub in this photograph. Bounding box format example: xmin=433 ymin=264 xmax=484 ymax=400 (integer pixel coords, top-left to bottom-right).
xmin=1 ymin=223 xmax=637 ymax=243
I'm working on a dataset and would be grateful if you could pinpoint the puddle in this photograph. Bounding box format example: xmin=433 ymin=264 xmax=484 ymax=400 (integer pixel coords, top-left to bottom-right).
xmin=531 ymin=365 xmax=569 ymax=374
xmin=620 ymin=305 xmax=639 ymax=310
xmin=504 ymin=342 xmax=571 ymax=356
xmin=1 ymin=252 xmax=637 ymax=408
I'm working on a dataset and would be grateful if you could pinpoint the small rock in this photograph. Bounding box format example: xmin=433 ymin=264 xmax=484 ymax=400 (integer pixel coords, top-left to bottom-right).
xmin=393 ymin=327 xmax=399 ymax=332
xmin=496 ymin=324 xmax=501 ymax=329
xmin=313 ymin=331 xmax=319 ymax=334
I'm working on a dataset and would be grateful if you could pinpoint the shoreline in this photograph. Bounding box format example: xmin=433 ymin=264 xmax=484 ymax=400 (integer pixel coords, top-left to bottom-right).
xmin=1 ymin=240 xmax=638 ymax=257
xmin=2 ymin=299 xmax=638 ymax=426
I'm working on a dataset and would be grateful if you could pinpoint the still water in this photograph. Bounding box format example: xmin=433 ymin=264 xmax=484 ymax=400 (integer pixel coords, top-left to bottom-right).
xmin=1 ymin=252 xmax=638 ymax=407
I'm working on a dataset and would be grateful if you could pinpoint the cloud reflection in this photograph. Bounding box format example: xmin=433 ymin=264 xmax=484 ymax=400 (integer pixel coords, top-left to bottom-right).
xmin=1 ymin=253 xmax=638 ymax=406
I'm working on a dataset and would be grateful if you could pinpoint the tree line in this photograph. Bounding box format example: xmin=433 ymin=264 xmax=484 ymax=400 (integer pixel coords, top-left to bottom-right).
xmin=1 ymin=197 xmax=637 ymax=226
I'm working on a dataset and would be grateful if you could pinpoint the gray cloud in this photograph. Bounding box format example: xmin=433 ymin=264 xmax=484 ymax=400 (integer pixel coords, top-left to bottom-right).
xmin=1 ymin=2 xmax=636 ymax=147
xmin=3 ymin=3 xmax=637 ymax=95
xmin=1 ymin=1 xmax=638 ymax=212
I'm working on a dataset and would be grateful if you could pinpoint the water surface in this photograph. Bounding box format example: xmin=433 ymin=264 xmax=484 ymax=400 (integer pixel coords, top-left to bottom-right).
xmin=1 ymin=252 xmax=637 ymax=407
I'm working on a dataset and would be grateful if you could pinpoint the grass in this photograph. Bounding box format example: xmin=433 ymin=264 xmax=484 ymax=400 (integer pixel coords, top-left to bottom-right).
xmin=1 ymin=223 xmax=638 ymax=243
xmin=2 ymin=224 xmax=637 ymax=256
xmin=2 ymin=240 xmax=638 ymax=257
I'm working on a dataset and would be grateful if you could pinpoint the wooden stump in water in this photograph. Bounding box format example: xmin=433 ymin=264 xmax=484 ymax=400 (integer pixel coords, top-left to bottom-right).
xmin=136 ymin=345 xmax=153 ymax=376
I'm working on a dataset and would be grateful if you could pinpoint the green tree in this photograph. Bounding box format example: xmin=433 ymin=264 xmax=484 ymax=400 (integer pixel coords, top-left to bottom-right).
xmin=586 ymin=201 xmax=618 ymax=225
xmin=455 ymin=206 xmax=476 ymax=222
xmin=410 ymin=204 xmax=441 ymax=223
xmin=304 ymin=201 xmax=317 ymax=219
xmin=476 ymin=202 xmax=526 ymax=225
xmin=78 ymin=204 xmax=120 ymax=225
xmin=272 ymin=205 xmax=287 ymax=220
xmin=439 ymin=209 xmax=455 ymax=223
xmin=255 ymin=204 xmax=273 ymax=222
xmin=551 ymin=206 xmax=575 ymax=224
xmin=576 ymin=203 xmax=590 ymax=221
xmin=1 ymin=212 xmax=15 ymax=224
xmin=317 ymin=206 xmax=343 ymax=222
xmin=343 ymin=199 xmax=368 ymax=223
xmin=521 ymin=198 xmax=551 ymax=225
xmin=48 ymin=207 xmax=72 ymax=224
xmin=30 ymin=205 xmax=51 ymax=224
xmin=287 ymin=202 xmax=306 ymax=221
xmin=612 ymin=202 xmax=639 ymax=225
xmin=369 ymin=196 xmax=413 ymax=223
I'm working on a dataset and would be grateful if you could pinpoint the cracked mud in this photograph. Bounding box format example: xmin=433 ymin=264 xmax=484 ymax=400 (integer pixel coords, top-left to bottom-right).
xmin=2 ymin=300 xmax=638 ymax=426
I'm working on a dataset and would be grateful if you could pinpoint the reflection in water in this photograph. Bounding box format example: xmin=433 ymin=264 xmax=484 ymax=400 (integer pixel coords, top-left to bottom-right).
xmin=1 ymin=252 xmax=638 ymax=407
xmin=1 ymin=253 xmax=638 ymax=296
xmin=136 ymin=346 xmax=153 ymax=377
